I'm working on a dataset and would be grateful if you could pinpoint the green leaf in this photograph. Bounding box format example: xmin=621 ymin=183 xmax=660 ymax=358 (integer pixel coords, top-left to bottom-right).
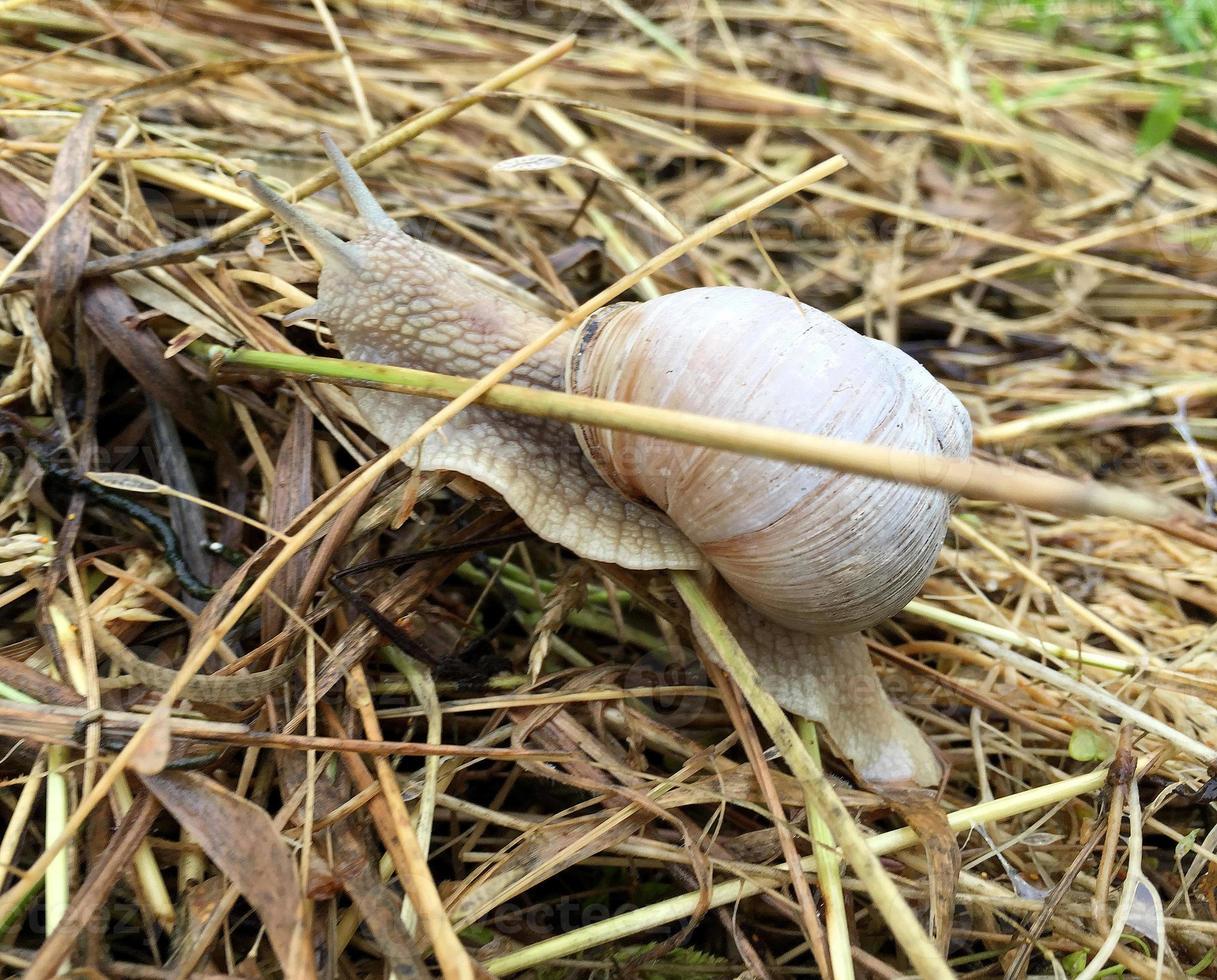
xmin=1069 ymin=727 xmax=1112 ymax=762
xmin=1137 ymin=88 xmax=1184 ymax=153
xmin=609 ymin=942 xmax=731 ymax=971
xmin=1176 ymin=827 xmax=1202 ymax=860
xmin=987 ymin=77 xmax=1007 ymax=111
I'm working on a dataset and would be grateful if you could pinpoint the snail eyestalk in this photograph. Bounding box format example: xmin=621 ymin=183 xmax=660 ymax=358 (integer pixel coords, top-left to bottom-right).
xmin=234 ymin=170 xmax=359 ymax=268
xmin=318 ymin=131 xmax=397 ymax=233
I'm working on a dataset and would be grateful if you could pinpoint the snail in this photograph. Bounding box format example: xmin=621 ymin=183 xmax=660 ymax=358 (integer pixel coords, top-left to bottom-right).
xmin=236 ymin=135 xmax=973 ymax=787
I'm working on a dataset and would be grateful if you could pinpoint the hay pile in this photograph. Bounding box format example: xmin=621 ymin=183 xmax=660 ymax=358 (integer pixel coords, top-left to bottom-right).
xmin=1 ymin=1 xmax=1216 ymax=976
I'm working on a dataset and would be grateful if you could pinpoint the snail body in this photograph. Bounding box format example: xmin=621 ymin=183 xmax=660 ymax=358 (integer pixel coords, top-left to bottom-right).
xmin=239 ymin=137 xmax=973 ymax=786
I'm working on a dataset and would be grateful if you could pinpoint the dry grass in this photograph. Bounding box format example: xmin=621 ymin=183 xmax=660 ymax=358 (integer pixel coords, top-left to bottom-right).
xmin=1 ymin=1 xmax=1217 ymax=977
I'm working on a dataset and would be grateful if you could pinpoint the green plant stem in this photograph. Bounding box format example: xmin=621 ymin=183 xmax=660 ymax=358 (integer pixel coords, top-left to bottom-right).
xmin=799 ymin=718 xmax=853 ymax=980
xmin=44 ymin=745 xmax=69 ymax=956
xmin=195 ymin=343 xmax=1174 ymax=525
xmin=670 ymin=572 xmax=952 ymax=980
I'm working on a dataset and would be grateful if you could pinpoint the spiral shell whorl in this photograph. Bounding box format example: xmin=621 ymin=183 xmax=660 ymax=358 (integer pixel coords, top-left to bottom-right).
xmin=566 ymin=286 xmax=973 ymax=635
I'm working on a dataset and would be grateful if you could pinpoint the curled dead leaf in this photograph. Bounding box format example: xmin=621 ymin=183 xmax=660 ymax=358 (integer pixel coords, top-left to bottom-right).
xmin=35 ymin=101 xmax=105 ymax=333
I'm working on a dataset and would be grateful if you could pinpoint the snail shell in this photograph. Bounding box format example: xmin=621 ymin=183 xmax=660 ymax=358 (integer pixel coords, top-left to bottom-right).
xmin=567 ymin=287 xmax=973 ymax=635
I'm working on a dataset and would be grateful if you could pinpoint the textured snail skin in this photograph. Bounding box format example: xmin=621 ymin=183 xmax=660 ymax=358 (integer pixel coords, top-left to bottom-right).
xmin=315 ymin=227 xmax=704 ymax=573
xmin=703 ymin=593 xmax=938 ymax=786
xmin=243 ymin=140 xmax=975 ymax=786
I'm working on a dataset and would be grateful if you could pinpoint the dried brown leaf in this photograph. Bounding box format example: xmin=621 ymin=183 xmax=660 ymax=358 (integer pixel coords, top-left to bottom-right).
xmin=884 ymin=787 xmax=961 ymax=955
xmin=140 ymin=770 xmax=310 ymax=975
xmin=128 ymin=702 xmax=172 ymax=775
xmin=263 ymin=399 xmax=315 ymax=642
xmin=35 ymin=101 xmax=105 ymax=333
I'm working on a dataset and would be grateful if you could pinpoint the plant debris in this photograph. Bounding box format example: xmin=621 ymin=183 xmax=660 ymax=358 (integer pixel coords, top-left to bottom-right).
xmin=1 ymin=2 xmax=1216 ymax=977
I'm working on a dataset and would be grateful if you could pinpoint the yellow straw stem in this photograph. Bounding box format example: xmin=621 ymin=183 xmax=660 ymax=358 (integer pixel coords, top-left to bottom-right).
xmin=486 ymin=755 xmax=1152 ymax=974
xmin=799 ymin=718 xmax=854 ymax=980
xmin=671 ymin=572 xmax=953 ymax=980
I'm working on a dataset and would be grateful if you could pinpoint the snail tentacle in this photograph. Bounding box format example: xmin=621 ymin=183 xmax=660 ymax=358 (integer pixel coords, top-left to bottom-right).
xmin=318 ymin=132 xmax=398 ymax=233
xmin=236 ymin=171 xmax=359 ymax=269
